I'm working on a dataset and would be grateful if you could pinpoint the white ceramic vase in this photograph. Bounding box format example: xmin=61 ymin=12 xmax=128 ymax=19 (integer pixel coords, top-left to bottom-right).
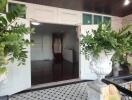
xmin=90 ymin=50 xmax=115 ymax=81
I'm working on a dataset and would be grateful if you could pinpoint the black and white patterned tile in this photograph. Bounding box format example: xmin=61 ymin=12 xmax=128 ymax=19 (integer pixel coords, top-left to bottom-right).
xmin=9 ymin=82 xmax=89 ymax=100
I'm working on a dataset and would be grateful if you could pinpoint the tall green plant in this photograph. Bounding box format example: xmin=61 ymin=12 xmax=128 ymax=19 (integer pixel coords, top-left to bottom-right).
xmin=80 ymin=23 xmax=132 ymax=61
xmin=0 ymin=1 xmax=33 ymax=74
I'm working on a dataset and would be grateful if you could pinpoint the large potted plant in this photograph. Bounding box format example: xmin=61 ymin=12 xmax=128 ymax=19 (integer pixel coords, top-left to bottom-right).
xmin=0 ymin=1 xmax=33 ymax=82
xmin=80 ymin=23 xmax=132 ymax=81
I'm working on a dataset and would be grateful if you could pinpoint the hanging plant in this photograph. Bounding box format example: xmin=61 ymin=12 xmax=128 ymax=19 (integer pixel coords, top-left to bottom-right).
xmin=0 ymin=1 xmax=33 ymax=77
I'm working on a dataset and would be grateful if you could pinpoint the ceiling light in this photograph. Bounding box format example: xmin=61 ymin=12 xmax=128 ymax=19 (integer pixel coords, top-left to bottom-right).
xmin=124 ymin=0 xmax=130 ymax=6
xmin=31 ymin=21 xmax=40 ymax=26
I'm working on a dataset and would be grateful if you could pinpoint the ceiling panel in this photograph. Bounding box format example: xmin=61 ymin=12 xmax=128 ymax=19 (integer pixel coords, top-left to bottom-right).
xmin=15 ymin=0 xmax=132 ymax=17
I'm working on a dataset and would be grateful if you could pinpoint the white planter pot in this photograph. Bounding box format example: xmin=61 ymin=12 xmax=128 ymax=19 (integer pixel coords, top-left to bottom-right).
xmin=0 ymin=72 xmax=7 ymax=83
xmin=90 ymin=50 xmax=115 ymax=81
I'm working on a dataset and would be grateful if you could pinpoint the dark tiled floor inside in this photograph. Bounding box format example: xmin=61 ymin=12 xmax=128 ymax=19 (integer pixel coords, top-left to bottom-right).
xmin=31 ymin=60 xmax=79 ymax=85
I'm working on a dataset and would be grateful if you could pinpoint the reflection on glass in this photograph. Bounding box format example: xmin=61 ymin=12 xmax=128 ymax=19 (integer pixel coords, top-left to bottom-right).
xmin=83 ymin=14 xmax=92 ymax=25
xmin=94 ymin=15 xmax=102 ymax=24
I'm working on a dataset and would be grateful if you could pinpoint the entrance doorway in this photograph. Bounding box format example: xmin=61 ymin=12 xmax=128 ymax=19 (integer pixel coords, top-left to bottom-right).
xmin=31 ymin=23 xmax=79 ymax=85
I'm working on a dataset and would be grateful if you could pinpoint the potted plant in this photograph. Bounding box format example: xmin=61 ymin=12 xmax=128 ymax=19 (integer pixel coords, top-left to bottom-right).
xmin=80 ymin=23 xmax=132 ymax=81
xmin=0 ymin=1 xmax=33 ymax=83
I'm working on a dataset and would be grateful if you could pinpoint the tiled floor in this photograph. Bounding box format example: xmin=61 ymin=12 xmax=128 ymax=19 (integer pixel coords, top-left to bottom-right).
xmin=31 ymin=60 xmax=79 ymax=85
xmin=9 ymin=82 xmax=89 ymax=100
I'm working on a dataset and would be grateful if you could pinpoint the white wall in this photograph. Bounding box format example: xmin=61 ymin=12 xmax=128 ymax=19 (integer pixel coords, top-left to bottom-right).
xmin=31 ymin=35 xmax=43 ymax=60
xmin=31 ymin=33 xmax=53 ymax=61
xmin=122 ymin=14 xmax=132 ymax=31
xmin=111 ymin=16 xmax=122 ymax=31
xmin=63 ymin=27 xmax=79 ymax=62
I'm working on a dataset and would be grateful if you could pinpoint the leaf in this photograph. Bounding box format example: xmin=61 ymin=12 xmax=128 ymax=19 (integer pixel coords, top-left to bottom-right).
xmin=80 ymin=23 xmax=132 ymax=61
xmin=0 ymin=67 xmax=7 ymax=75
xmin=0 ymin=16 xmax=8 ymax=26
xmin=118 ymin=25 xmax=132 ymax=36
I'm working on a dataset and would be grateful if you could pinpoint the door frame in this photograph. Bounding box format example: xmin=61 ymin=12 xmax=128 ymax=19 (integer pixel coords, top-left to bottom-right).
xmin=30 ymin=22 xmax=80 ymax=86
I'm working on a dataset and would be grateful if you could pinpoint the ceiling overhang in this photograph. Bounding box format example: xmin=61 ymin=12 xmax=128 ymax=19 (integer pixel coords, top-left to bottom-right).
xmin=15 ymin=0 xmax=132 ymax=17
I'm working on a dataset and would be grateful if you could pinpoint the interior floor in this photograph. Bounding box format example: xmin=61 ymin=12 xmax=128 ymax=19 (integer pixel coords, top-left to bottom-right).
xmin=31 ymin=60 xmax=79 ymax=85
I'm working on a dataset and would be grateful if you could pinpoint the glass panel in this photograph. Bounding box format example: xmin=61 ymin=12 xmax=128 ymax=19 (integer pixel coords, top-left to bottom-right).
xmin=8 ymin=3 xmax=26 ymax=18
xmin=83 ymin=14 xmax=92 ymax=25
xmin=103 ymin=16 xmax=111 ymax=24
xmin=94 ymin=15 xmax=102 ymax=24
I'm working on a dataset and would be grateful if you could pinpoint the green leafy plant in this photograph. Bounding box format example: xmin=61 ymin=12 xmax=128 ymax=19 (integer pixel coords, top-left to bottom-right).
xmin=0 ymin=0 xmax=7 ymax=12
xmin=80 ymin=23 xmax=132 ymax=61
xmin=0 ymin=1 xmax=33 ymax=75
xmin=118 ymin=54 xmax=131 ymax=67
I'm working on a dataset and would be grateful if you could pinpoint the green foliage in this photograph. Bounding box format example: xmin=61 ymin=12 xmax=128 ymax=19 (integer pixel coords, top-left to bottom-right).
xmin=80 ymin=23 xmax=132 ymax=61
xmin=0 ymin=67 xmax=7 ymax=75
xmin=0 ymin=1 xmax=33 ymax=74
xmin=0 ymin=0 xmax=7 ymax=12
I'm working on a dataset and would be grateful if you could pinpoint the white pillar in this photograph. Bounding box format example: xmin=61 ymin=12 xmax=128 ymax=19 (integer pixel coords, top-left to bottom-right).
xmin=87 ymin=81 xmax=108 ymax=100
